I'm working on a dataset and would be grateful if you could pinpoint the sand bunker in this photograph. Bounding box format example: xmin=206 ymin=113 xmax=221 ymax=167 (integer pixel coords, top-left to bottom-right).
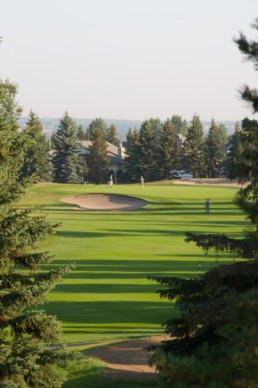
xmin=88 ymin=335 xmax=170 ymax=381
xmin=61 ymin=193 xmax=148 ymax=210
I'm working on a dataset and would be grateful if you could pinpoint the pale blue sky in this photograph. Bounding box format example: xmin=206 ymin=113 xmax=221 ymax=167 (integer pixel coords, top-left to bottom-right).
xmin=0 ymin=0 xmax=257 ymax=121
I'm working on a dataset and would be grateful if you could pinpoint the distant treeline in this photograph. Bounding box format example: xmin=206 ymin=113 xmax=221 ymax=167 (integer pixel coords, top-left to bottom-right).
xmin=18 ymin=117 xmax=238 ymax=140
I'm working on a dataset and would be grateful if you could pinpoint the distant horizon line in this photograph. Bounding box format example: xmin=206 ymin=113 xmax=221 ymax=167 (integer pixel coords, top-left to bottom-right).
xmin=19 ymin=116 xmax=243 ymax=123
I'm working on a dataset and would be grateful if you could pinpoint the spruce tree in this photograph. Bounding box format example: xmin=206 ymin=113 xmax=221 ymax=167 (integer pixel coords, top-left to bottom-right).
xmin=149 ymin=118 xmax=162 ymax=138
xmin=77 ymin=124 xmax=85 ymax=141
xmin=0 ymin=79 xmax=73 ymax=387
xmin=227 ymin=118 xmax=258 ymax=199
xmin=19 ymin=111 xmax=50 ymax=183
xmin=88 ymin=118 xmax=107 ymax=140
xmin=106 ymin=124 xmax=120 ymax=147
xmin=171 ymin=114 xmax=188 ymax=136
xmin=234 ymin=18 xmax=258 ymax=113
xmin=148 ymin=20 xmax=258 ymax=387
xmin=137 ymin=120 xmax=157 ymax=181
xmin=52 ymin=112 xmax=83 ymax=183
xmin=87 ymin=128 xmax=109 ymax=183
xmin=182 ymin=114 xmax=206 ymax=178
xmin=205 ymin=118 xmax=225 ymax=178
xmin=123 ymin=127 xmax=140 ymax=183
xmin=158 ymin=119 xmax=178 ymax=180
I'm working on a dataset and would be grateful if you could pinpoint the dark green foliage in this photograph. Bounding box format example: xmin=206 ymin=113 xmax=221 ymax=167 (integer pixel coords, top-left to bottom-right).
xmin=217 ymin=123 xmax=228 ymax=146
xmin=85 ymin=127 xmax=91 ymax=140
xmin=137 ymin=120 xmax=157 ymax=181
xmin=123 ymin=127 xmax=140 ymax=183
xmin=234 ymin=18 xmax=258 ymax=113
xmin=77 ymin=125 xmax=85 ymax=141
xmin=86 ymin=129 xmax=109 ymax=184
xmin=149 ymin=225 xmax=258 ymax=386
xmin=149 ymin=118 xmax=162 ymax=138
xmin=182 ymin=115 xmax=206 ymax=178
xmin=52 ymin=112 xmax=83 ymax=183
xmin=205 ymin=118 xmax=226 ymax=178
xmin=149 ymin=191 xmax=258 ymax=387
xmin=87 ymin=118 xmax=107 ymax=140
xmin=227 ymin=119 xmax=258 ymax=199
xmin=0 ymin=79 xmax=76 ymax=387
xmin=106 ymin=124 xmax=120 ymax=147
xmin=19 ymin=111 xmax=50 ymax=183
xmin=185 ymin=231 xmax=255 ymax=259
xmin=151 ymin=290 xmax=258 ymax=388
xmin=171 ymin=115 xmax=188 ymax=136
xmin=149 ymin=27 xmax=258 ymax=382
xmin=157 ymin=119 xmax=178 ymax=180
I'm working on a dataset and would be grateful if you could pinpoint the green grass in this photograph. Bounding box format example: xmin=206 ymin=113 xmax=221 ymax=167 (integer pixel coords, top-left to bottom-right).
xmin=60 ymin=353 xmax=163 ymax=388
xmin=19 ymin=181 xmax=246 ymax=344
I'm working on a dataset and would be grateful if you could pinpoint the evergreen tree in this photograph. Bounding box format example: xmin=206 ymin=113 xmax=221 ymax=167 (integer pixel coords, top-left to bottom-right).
xmin=158 ymin=119 xmax=178 ymax=180
xmin=149 ymin=117 xmax=162 ymax=138
xmin=217 ymin=123 xmax=228 ymax=146
xmin=234 ymin=18 xmax=258 ymax=113
xmin=88 ymin=118 xmax=107 ymax=140
xmin=182 ymin=115 xmax=206 ymax=178
xmin=52 ymin=112 xmax=83 ymax=183
xmin=137 ymin=120 xmax=157 ymax=181
xmin=171 ymin=114 xmax=188 ymax=136
xmin=227 ymin=118 xmax=258 ymax=199
xmin=19 ymin=111 xmax=50 ymax=183
xmin=106 ymin=124 xmax=120 ymax=147
xmin=205 ymin=118 xmax=225 ymax=178
xmin=87 ymin=129 xmax=109 ymax=183
xmin=0 ymin=79 xmax=74 ymax=387
xmin=226 ymin=122 xmax=243 ymax=183
xmin=124 ymin=127 xmax=140 ymax=182
xmin=77 ymin=124 xmax=85 ymax=141
xmin=149 ymin=196 xmax=258 ymax=387
xmin=85 ymin=127 xmax=91 ymax=140
xmin=148 ymin=20 xmax=258 ymax=387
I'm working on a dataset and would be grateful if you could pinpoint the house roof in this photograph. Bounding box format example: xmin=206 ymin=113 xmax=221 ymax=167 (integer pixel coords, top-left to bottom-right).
xmin=79 ymin=141 xmax=125 ymax=164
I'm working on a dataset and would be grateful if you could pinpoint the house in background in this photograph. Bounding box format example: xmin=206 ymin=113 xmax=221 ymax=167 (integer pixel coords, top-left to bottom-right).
xmin=79 ymin=141 xmax=127 ymax=178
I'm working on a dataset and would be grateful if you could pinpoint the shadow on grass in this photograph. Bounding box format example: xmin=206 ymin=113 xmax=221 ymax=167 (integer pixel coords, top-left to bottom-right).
xmin=53 ymin=283 xmax=169 ymax=294
xmin=45 ymin=258 xmax=201 ymax=278
xmin=55 ymin=229 xmax=186 ymax=238
xmin=43 ymin=301 xmax=173 ymax=327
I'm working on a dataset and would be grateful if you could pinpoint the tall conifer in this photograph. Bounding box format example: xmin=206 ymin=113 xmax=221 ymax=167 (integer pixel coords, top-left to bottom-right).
xmin=183 ymin=115 xmax=206 ymax=178
xmin=158 ymin=119 xmax=178 ymax=179
xmin=87 ymin=129 xmax=109 ymax=183
xmin=52 ymin=112 xmax=83 ymax=183
xmin=138 ymin=120 xmax=157 ymax=181
xmin=124 ymin=127 xmax=140 ymax=182
xmin=19 ymin=111 xmax=50 ymax=182
xmin=148 ymin=20 xmax=258 ymax=387
xmin=106 ymin=124 xmax=120 ymax=147
xmin=205 ymin=118 xmax=225 ymax=178
xmin=0 ymin=79 xmax=73 ymax=387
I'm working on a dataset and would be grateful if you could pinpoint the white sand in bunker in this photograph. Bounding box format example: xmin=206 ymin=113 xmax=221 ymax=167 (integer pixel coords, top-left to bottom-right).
xmin=61 ymin=193 xmax=148 ymax=210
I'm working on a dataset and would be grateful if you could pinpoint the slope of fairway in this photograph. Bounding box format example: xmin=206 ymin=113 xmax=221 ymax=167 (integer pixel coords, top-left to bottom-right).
xmin=19 ymin=182 xmax=247 ymax=343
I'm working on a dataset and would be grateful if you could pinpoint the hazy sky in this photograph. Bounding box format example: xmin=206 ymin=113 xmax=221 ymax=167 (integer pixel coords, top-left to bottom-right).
xmin=0 ymin=0 xmax=257 ymax=121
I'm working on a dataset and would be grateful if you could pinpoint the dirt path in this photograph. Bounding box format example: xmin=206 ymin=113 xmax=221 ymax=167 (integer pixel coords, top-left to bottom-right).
xmin=88 ymin=335 xmax=169 ymax=381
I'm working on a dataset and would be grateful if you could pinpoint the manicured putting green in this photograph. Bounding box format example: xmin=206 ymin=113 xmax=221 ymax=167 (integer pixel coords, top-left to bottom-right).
xmin=20 ymin=182 xmax=247 ymax=343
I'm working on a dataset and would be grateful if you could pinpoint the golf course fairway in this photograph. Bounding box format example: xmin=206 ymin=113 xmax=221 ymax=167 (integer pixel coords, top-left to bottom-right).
xmin=19 ymin=181 xmax=247 ymax=344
